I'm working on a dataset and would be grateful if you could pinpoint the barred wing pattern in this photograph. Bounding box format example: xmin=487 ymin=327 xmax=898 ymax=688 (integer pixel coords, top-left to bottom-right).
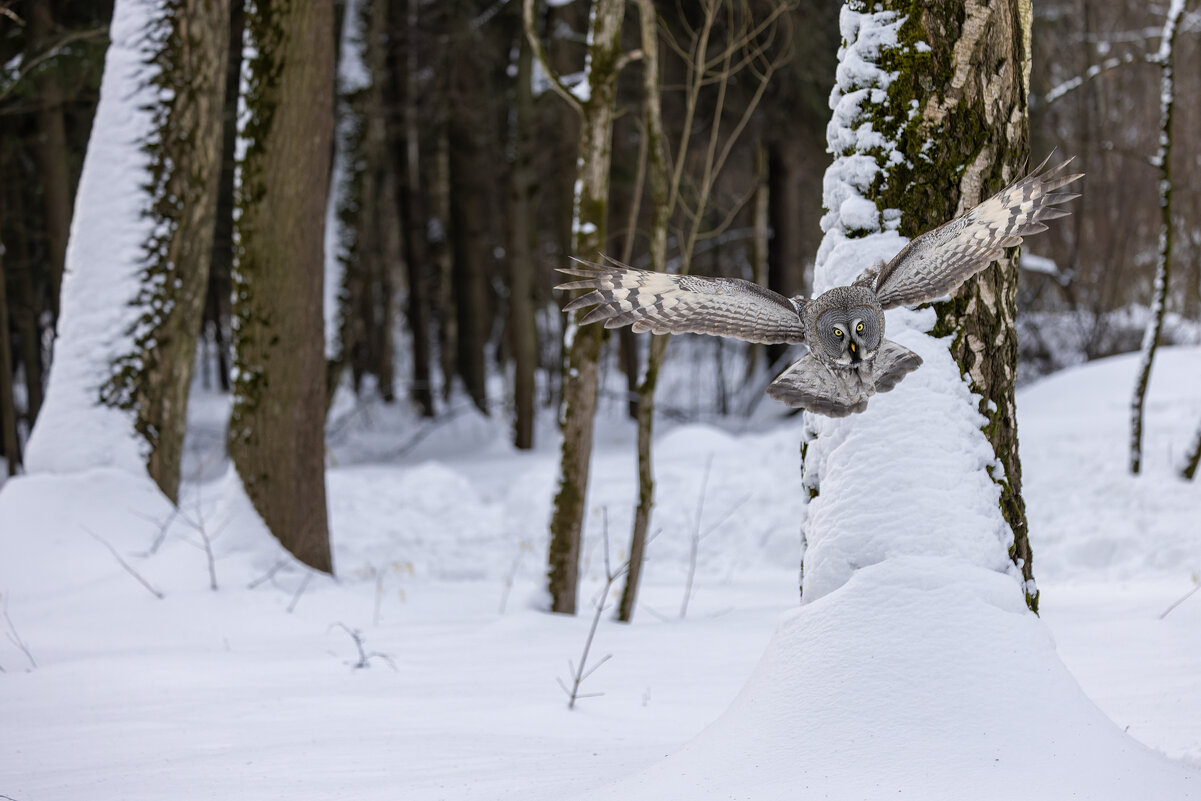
xmin=557 ymin=259 xmax=808 ymax=345
xmin=869 ymin=156 xmax=1083 ymax=310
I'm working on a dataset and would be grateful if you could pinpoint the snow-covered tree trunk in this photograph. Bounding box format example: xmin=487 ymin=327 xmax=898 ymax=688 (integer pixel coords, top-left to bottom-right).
xmin=528 ymin=0 xmax=626 ymax=615
xmin=1129 ymin=0 xmax=1186 ymax=476
xmin=103 ymin=0 xmax=230 ymax=503
xmin=24 ymin=0 xmax=225 ymax=497
xmin=231 ymin=0 xmax=334 ymax=572
xmin=802 ymin=0 xmax=1038 ymax=611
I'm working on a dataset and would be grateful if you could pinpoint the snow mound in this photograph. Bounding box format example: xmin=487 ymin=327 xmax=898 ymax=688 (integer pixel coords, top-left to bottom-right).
xmin=1020 ymin=346 xmax=1201 ymax=581
xmin=579 ymin=560 xmax=1197 ymax=800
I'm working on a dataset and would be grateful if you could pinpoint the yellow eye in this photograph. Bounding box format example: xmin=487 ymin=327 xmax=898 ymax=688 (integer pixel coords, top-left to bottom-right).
xmin=856 ymin=322 xmax=864 ymax=333
xmin=833 ymin=328 xmax=843 ymax=337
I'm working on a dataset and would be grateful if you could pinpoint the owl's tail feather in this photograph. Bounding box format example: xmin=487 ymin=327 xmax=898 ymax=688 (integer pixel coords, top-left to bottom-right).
xmin=766 ymin=355 xmax=871 ymax=418
xmin=766 ymin=339 xmax=922 ymax=417
xmin=872 ymin=339 xmax=923 ymax=394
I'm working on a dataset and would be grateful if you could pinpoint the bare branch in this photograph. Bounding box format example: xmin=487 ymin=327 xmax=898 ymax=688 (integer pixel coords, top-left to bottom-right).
xmin=247 ymin=559 xmax=288 ymax=590
xmin=286 ymin=572 xmax=313 ymax=614
xmin=0 ymin=26 xmax=109 ymax=103
xmin=2 ymin=596 xmax=36 ymax=670
xmin=83 ymin=527 xmax=165 ymax=600
xmin=1041 ymin=52 xmax=1148 ymax=106
xmin=1159 ymin=582 xmax=1201 ymax=619
xmin=522 ymin=0 xmax=583 ymax=115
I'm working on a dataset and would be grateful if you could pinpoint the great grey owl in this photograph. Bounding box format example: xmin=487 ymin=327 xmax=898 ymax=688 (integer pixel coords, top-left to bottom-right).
xmin=556 ymin=156 xmax=1082 ymax=417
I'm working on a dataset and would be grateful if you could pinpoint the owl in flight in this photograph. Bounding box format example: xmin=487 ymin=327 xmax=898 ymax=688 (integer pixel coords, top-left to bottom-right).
xmin=557 ymin=155 xmax=1082 ymax=417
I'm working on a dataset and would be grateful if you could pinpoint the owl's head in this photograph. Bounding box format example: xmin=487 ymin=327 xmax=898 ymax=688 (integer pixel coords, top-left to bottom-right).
xmin=812 ymin=285 xmax=884 ymax=367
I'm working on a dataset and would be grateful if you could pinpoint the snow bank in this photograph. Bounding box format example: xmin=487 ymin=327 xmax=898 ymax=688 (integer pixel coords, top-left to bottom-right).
xmin=577 ymin=560 xmax=1196 ymax=800
xmin=23 ymin=0 xmax=158 ymax=476
xmin=1021 ymin=346 xmax=1201 ymax=581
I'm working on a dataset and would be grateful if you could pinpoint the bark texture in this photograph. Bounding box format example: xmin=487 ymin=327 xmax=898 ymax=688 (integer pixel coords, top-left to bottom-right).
xmin=231 ymin=0 xmax=334 ymax=572
xmin=816 ymin=0 xmax=1037 ymax=611
xmin=538 ymin=0 xmax=625 ymax=615
xmin=101 ymin=0 xmax=230 ymax=502
xmin=890 ymin=0 xmax=1035 ymax=610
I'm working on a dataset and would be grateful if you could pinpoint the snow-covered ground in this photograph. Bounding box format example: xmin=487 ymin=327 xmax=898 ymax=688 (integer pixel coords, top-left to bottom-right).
xmin=2 ymin=347 xmax=1199 ymax=799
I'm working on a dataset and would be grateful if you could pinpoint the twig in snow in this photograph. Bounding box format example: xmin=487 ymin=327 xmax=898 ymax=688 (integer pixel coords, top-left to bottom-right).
xmin=1159 ymin=582 xmax=1201 ymax=620
xmin=680 ymin=455 xmax=751 ymax=619
xmin=130 ymin=505 xmax=180 ymax=557
xmin=330 ymin=623 xmax=396 ymax=670
xmin=83 ymin=527 xmax=164 ymax=600
xmin=499 ymin=540 xmax=534 ymax=615
xmin=1 ymin=596 xmax=36 ymax=670
xmin=286 ymin=572 xmax=313 ymax=614
xmin=557 ymin=508 xmax=627 ymax=710
xmin=247 ymin=559 xmax=289 ymax=590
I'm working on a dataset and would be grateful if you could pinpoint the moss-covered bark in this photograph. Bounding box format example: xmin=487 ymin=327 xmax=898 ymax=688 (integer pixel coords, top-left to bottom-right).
xmin=101 ymin=0 xmax=229 ymax=503
xmin=545 ymin=0 xmax=625 ymax=615
xmin=231 ymin=0 xmax=334 ymax=572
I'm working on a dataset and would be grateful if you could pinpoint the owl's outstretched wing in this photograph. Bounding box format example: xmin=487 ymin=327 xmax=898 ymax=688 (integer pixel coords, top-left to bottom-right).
xmin=556 ymin=257 xmax=807 ymax=345
xmin=866 ymin=155 xmax=1083 ymax=310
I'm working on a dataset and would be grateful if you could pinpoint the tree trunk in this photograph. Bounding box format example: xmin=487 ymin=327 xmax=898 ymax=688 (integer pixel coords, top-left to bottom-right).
xmin=0 ymin=244 xmax=20 ymax=476
xmin=538 ymin=0 xmax=626 ymax=615
xmin=1129 ymin=1 xmax=1185 ymax=476
xmin=432 ymin=123 xmax=457 ymax=405
xmin=765 ymin=139 xmax=805 ymax=368
xmin=100 ymin=0 xmax=230 ymax=503
xmin=617 ymin=0 xmax=670 ymax=624
xmin=1181 ymin=416 xmax=1201 ymax=481
xmin=446 ymin=20 xmax=491 ymax=416
xmin=205 ymin=0 xmax=244 ymax=395
xmin=396 ymin=0 xmax=434 ymax=416
xmin=28 ymin=0 xmax=73 ymax=320
xmin=231 ymin=0 xmax=334 ymax=572
xmin=508 ymin=16 xmax=539 ymax=450
xmin=803 ymin=0 xmax=1038 ymax=612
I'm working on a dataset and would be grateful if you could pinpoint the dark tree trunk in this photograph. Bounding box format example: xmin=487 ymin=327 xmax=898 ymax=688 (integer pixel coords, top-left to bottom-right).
xmin=0 ymin=244 xmax=20 ymax=476
xmin=507 ymin=18 xmax=539 ymax=450
xmin=446 ymin=18 xmax=491 ymax=416
xmin=29 ymin=0 xmax=73 ymax=320
xmin=231 ymin=0 xmax=335 ymax=572
xmin=394 ymin=0 xmax=434 ymax=416
xmin=766 ymin=139 xmax=805 ymax=368
xmin=204 ymin=0 xmax=245 ymax=395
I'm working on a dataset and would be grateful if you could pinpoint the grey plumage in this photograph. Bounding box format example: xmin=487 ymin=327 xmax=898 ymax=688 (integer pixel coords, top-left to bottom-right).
xmin=557 ymin=155 xmax=1083 ymax=417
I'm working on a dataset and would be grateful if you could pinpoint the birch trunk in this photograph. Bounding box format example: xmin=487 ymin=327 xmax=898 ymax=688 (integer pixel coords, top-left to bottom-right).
xmin=1129 ymin=0 xmax=1185 ymax=475
xmin=803 ymin=0 xmax=1038 ymax=610
xmin=539 ymin=0 xmax=626 ymax=615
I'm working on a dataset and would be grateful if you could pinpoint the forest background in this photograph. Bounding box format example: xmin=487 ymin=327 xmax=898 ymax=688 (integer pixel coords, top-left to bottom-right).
xmin=2 ymin=0 xmax=1200 ymax=568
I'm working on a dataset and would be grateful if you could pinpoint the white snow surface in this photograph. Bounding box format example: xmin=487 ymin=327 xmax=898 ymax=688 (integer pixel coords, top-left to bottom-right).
xmin=2 ymin=349 xmax=1200 ymax=799
xmin=22 ymin=0 xmax=158 ymax=477
xmin=2 ymin=348 xmax=1201 ymax=797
